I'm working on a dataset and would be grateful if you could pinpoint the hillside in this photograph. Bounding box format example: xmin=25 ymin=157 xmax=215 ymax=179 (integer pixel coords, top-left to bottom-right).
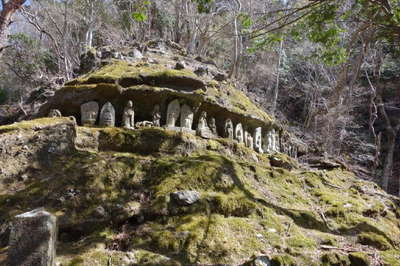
xmin=0 ymin=89 xmax=399 ymax=265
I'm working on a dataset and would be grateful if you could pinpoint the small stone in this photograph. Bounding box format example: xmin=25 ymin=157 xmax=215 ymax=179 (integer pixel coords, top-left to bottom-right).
xmin=270 ymin=156 xmax=293 ymax=170
xmin=93 ymin=205 xmax=107 ymax=219
xmin=175 ymin=61 xmax=185 ymax=70
xmin=344 ymin=203 xmax=353 ymax=208
xmin=128 ymin=48 xmax=143 ymax=59
xmin=253 ymin=256 xmax=272 ymax=266
xmin=194 ymin=66 xmax=207 ymax=76
xmin=171 ymin=191 xmax=200 ymax=206
xmin=213 ymin=72 xmax=227 ymax=81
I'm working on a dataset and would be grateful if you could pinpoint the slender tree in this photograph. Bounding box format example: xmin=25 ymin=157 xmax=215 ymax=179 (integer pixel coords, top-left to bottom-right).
xmin=0 ymin=0 xmax=26 ymax=57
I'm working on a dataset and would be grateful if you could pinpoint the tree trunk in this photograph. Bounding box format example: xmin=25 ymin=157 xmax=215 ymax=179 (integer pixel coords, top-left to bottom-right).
xmin=0 ymin=0 xmax=26 ymax=57
xmin=271 ymin=38 xmax=284 ymax=115
xmin=382 ymin=127 xmax=396 ymax=191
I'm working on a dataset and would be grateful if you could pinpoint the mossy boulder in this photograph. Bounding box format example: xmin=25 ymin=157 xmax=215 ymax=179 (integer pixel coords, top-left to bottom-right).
xmin=38 ymin=60 xmax=275 ymax=135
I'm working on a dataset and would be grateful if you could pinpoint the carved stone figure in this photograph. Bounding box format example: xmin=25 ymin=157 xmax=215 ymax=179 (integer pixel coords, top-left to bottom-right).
xmin=262 ymin=133 xmax=269 ymax=153
xmin=166 ymin=99 xmax=180 ymax=127
xmin=272 ymin=129 xmax=279 ymax=152
xmin=197 ymin=111 xmax=213 ymax=138
xmin=81 ymin=101 xmax=99 ymax=126
xmin=181 ymin=104 xmax=194 ymax=129
xmin=209 ymin=117 xmax=218 ymax=136
xmin=99 ymin=102 xmax=115 ymax=127
xmin=152 ymin=105 xmax=161 ymax=127
xmin=197 ymin=111 xmax=208 ymax=130
xmin=48 ymin=109 xmax=61 ymax=118
xmin=224 ymin=119 xmax=234 ymax=139
xmin=246 ymin=133 xmax=254 ymax=150
xmin=235 ymin=123 xmax=244 ymax=143
xmin=8 ymin=208 xmax=57 ymax=266
xmin=244 ymin=130 xmax=250 ymax=146
xmin=122 ymin=100 xmax=135 ymax=129
xmin=253 ymin=127 xmax=263 ymax=153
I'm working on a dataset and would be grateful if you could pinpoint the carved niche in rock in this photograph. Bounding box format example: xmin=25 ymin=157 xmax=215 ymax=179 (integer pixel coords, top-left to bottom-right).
xmin=123 ymin=100 xmax=135 ymax=129
xmin=166 ymin=99 xmax=180 ymax=128
xmin=152 ymin=105 xmax=161 ymax=127
xmin=197 ymin=111 xmax=213 ymax=138
xmin=99 ymin=102 xmax=115 ymax=127
xmin=235 ymin=123 xmax=244 ymax=144
xmin=81 ymin=101 xmax=99 ymax=126
xmin=181 ymin=104 xmax=194 ymax=129
xmin=48 ymin=109 xmax=62 ymax=118
xmin=253 ymin=127 xmax=263 ymax=153
xmin=209 ymin=117 xmax=218 ymax=136
xmin=224 ymin=119 xmax=234 ymax=139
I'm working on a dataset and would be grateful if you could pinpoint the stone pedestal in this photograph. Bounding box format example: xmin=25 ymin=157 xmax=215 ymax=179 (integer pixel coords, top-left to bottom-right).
xmin=8 ymin=208 xmax=57 ymax=266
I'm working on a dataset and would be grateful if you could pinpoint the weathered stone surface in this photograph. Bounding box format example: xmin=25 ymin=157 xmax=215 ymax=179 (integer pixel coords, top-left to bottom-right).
xmin=235 ymin=123 xmax=244 ymax=143
xmin=122 ymin=100 xmax=135 ymax=129
xmin=180 ymin=104 xmax=194 ymax=129
xmin=225 ymin=119 xmax=234 ymax=139
xmin=254 ymin=127 xmax=263 ymax=153
xmin=48 ymin=109 xmax=61 ymax=118
xmin=152 ymin=105 xmax=161 ymax=127
xmin=171 ymin=191 xmax=200 ymax=206
xmin=99 ymin=102 xmax=115 ymax=127
xmin=80 ymin=101 xmax=99 ymax=126
xmin=8 ymin=208 xmax=57 ymax=266
xmin=0 ymin=118 xmax=76 ymax=181
xmin=166 ymin=99 xmax=180 ymax=128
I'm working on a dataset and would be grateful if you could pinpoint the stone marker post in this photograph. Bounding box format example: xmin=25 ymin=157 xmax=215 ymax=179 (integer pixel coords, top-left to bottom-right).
xmin=8 ymin=208 xmax=57 ymax=266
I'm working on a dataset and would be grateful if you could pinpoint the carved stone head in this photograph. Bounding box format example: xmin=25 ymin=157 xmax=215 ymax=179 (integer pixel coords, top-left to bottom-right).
xmin=99 ymin=102 xmax=115 ymax=127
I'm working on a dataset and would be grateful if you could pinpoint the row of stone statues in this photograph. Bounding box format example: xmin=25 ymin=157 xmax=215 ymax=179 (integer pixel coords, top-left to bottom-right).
xmin=49 ymin=99 xmax=297 ymax=157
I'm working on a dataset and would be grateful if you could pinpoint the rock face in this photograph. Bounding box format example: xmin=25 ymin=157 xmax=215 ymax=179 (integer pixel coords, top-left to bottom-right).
xmin=0 ymin=117 xmax=76 ymax=181
xmin=8 ymin=208 xmax=57 ymax=266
